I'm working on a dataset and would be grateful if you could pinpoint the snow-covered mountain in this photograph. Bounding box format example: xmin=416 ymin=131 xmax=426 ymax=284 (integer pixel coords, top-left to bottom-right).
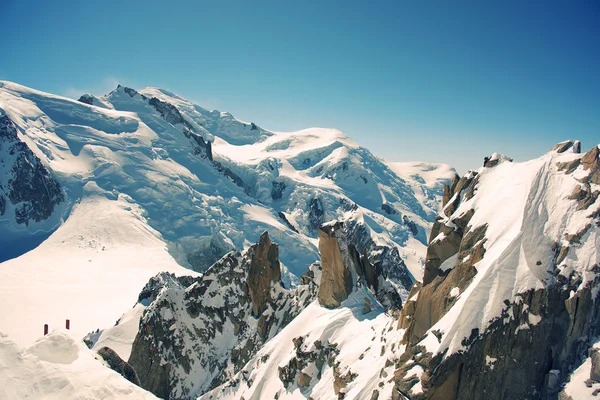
xmin=0 ymin=81 xmax=451 ymax=349
xmin=194 ymin=141 xmax=599 ymax=400
xmin=1 ymin=80 xmax=598 ymax=400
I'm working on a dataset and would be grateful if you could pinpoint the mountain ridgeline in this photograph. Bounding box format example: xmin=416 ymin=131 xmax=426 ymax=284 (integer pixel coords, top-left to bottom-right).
xmin=0 ymin=81 xmax=598 ymax=400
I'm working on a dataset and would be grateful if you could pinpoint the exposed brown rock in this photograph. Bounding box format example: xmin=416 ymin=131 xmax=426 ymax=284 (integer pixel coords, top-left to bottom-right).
xmin=565 ymin=223 xmax=592 ymax=245
xmin=422 ymin=224 xmax=462 ymax=286
xmin=317 ymin=222 xmax=354 ymax=308
xmin=570 ymin=183 xmax=600 ymax=211
xmin=483 ymin=155 xmax=513 ymax=168
xmin=246 ymin=231 xmax=281 ymax=317
xmin=443 ymin=174 xmax=477 ymax=218
xmin=333 ymin=365 xmax=357 ymax=396
xmin=582 ymin=146 xmax=600 ymax=185
xmin=552 ymin=140 xmax=581 ymax=154
xmin=363 ymin=297 xmax=372 ymax=314
xmin=557 ymin=158 xmax=581 ymax=174
xmin=443 ymin=174 xmax=461 ymax=208
xmin=405 ymin=224 xmax=486 ymax=346
xmin=298 ymin=372 xmax=312 ymax=387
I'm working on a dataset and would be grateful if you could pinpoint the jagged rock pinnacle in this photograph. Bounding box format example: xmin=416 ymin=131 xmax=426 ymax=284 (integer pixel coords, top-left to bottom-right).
xmin=246 ymin=231 xmax=281 ymax=317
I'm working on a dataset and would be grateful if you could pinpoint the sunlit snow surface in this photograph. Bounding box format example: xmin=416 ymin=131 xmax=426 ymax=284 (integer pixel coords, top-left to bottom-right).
xmin=0 ymin=330 xmax=157 ymax=399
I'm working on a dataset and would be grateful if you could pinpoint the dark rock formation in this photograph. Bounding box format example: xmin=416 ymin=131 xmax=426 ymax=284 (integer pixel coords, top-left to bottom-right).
xmin=552 ymin=140 xmax=581 ymax=154
xmin=278 ymin=336 xmax=352 ymax=395
xmin=246 ymin=232 xmax=281 ymax=317
xmin=344 ymin=218 xmax=412 ymax=309
xmin=188 ymin=131 xmax=213 ymax=161
xmin=393 ymin=142 xmax=600 ymax=400
xmin=278 ymin=212 xmax=299 ymax=233
xmin=395 ymin=275 xmax=600 ymax=400
xmin=77 ymin=94 xmax=94 ymax=105
xmin=483 ymin=153 xmax=513 ymax=168
xmin=382 ymin=203 xmax=398 ymax=215
xmin=591 ymin=348 xmax=600 ymax=382
xmin=120 ymin=85 xmax=148 ymax=100
xmin=581 ymin=145 xmax=600 ymax=185
xmin=212 ymin=160 xmax=249 ymax=193
xmin=97 ymin=346 xmax=141 ymax=386
xmin=403 ymin=215 xmax=419 ymax=236
xmin=0 ymin=114 xmax=64 ymax=226
xmin=149 ymin=96 xmax=188 ymax=127
xmin=271 ymin=180 xmax=286 ymax=200
xmin=308 ymin=197 xmax=325 ymax=230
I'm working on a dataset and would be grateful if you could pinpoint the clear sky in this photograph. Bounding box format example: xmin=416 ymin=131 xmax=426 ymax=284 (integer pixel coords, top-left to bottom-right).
xmin=1 ymin=0 xmax=598 ymax=173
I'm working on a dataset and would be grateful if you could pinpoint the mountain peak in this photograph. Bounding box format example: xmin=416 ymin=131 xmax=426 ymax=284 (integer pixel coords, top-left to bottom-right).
xmin=552 ymin=139 xmax=581 ymax=154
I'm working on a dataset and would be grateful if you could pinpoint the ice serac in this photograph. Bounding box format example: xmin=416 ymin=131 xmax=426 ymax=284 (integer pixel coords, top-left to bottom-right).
xmin=126 ymin=233 xmax=320 ymax=400
xmin=393 ymin=141 xmax=600 ymax=400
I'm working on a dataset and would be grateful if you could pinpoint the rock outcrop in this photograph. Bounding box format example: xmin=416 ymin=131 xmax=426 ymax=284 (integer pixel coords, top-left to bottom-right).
xmin=245 ymin=231 xmax=281 ymax=317
xmin=0 ymin=114 xmax=64 ymax=226
xmin=77 ymin=94 xmax=94 ymax=105
xmin=97 ymin=346 xmax=141 ymax=386
xmin=318 ymin=222 xmax=354 ymax=308
xmin=317 ymin=220 xmax=406 ymax=310
xmin=393 ymin=142 xmax=600 ymax=400
xmin=127 ymin=232 xmax=320 ymax=399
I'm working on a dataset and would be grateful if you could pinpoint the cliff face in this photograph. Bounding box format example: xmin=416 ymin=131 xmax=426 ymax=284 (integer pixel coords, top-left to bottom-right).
xmin=393 ymin=141 xmax=600 ymax=400
xmin=317 ymin=222 xmax=354 ymax=308
xmin=317 ymin=220 xmax=406 ymax=311
xmin=246 ymin=231 xmax=282 ymax=317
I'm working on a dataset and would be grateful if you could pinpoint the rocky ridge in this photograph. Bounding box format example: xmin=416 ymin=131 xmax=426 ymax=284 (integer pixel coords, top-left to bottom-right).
xmin=112 ymin=232 xmax=320 ymax=399
xmin=393 ymin=141 xmax=600 ymax=400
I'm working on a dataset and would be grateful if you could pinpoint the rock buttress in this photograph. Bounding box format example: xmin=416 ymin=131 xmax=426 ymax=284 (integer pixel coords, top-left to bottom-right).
xmin=317 ymin=222 xmax=353 ymax=308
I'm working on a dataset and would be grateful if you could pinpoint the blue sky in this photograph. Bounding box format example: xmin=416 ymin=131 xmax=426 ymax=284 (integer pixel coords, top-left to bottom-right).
xmin=1 ymin=0 xmax=598 ymax=172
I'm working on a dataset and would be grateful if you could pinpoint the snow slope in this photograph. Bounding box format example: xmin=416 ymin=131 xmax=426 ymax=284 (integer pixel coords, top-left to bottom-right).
xmin=420 ymin=144 xmax=600 ymax=357
xmin=0 ymin=330 xmax=157 ymax=400
xmin=0 ymin=182 xmax=194 ymax=347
